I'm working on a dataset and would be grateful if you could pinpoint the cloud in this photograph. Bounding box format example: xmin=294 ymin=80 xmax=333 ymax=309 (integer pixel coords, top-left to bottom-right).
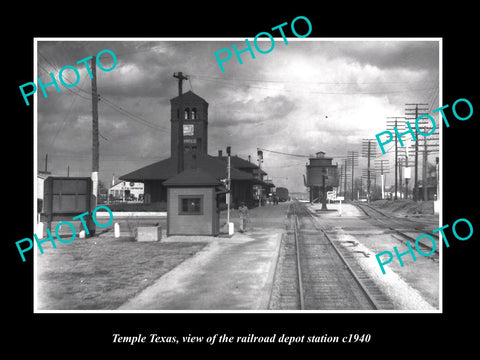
xmin=36 ymin=39 xmax=440 ymax=192
xmin=320 ymin=41 xmax=439 ymax=72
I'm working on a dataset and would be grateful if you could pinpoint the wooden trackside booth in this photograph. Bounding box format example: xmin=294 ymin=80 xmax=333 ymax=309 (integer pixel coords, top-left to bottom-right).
xmin=164 ymin=168 xmax=225 ymax=236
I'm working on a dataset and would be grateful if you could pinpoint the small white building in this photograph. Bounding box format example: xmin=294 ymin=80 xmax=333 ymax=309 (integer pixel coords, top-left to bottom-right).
xmin=108 ymin=181 xmax=144 ymax=202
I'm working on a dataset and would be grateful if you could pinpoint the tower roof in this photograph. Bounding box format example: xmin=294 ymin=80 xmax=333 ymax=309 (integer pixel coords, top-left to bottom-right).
xmin=170 ymin=90 xmax=208 ymax=105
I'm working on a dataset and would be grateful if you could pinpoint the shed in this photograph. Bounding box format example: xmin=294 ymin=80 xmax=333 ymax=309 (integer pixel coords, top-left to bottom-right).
xmin=163 ymin=168 xmax=224 ymax=236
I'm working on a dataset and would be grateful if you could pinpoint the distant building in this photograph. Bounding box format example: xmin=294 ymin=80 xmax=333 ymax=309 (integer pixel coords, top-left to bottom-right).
xmin=108 ymin=181 xmax=144 ymax=202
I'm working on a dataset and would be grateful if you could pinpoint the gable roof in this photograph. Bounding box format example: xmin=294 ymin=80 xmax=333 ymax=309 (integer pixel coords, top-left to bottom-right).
xmin=217 ymin=155 xmax=258 ymax=170
xmin=170 ymin=90 xmax=208 ymax=105
xmin=120 ymin=152 xmax=256 ymax=182
xmin=163 ymin=168 xmax=220 ymax=187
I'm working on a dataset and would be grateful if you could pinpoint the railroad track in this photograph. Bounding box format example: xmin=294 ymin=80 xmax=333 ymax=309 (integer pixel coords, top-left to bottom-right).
xmin=269 ymin=201 xmax=394 ymax=310
xmin=353 ymin=202 xmax=439 ymax=258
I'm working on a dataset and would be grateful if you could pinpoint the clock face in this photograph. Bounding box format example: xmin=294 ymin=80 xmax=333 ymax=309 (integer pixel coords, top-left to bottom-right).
xmin=183 ymin=124 xmax=194 ymax=136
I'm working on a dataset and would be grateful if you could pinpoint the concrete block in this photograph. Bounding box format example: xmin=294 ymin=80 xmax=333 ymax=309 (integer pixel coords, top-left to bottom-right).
xmin=135 ymin=226 xmax=162 ymax=242
xmin=37 ymin=222 xmax=44 ymax=237
xmin=114 ymin=223 xmax=120 ymax=238
xmin=228 ymin=222 xmax=234 ymax=235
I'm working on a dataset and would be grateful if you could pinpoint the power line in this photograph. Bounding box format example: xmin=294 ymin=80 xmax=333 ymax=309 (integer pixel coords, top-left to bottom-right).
xmin=258 ymin=148 xmax=309 ymax=158
xmin=99 ymin=96 xmax=169 ymax=133
xmin=191 ymin=74 xmax=438 ymax=95
xmin=190 ymin=74 xmax=437 ymax=85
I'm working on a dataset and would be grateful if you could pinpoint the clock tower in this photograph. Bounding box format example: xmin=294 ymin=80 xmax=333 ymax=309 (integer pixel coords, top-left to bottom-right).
xmin=170 ymin=90 xmax=209 ymax=163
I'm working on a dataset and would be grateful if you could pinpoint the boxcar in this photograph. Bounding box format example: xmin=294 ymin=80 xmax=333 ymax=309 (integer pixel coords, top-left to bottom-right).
xmin=276 ymin=187 xmax=289 ymax=202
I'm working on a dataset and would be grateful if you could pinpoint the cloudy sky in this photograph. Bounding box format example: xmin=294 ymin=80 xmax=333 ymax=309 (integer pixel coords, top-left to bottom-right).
xmin=36 ymin=38 xmax=440 ymax=192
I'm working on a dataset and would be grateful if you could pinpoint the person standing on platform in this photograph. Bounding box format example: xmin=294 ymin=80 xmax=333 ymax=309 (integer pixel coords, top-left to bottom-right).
xmin=238 ymin=202 xmax=249 ymax=233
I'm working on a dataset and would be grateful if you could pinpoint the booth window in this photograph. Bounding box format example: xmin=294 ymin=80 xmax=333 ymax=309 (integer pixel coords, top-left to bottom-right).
xmin=179 ymin=195 xmax=203 ymax=215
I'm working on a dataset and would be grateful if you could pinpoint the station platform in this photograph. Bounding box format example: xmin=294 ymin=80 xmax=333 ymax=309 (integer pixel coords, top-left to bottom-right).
xmin=117 ymin=202 xmax=290 ymax=310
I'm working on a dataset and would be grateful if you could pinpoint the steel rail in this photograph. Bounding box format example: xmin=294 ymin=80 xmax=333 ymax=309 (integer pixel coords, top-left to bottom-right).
xmin=291 ymin=205 xmax=305 ymax=310
xmin=297 ymin=201 xmax=381 ymax=310
xmin=354 ymin=202 xmax=439 ymax=255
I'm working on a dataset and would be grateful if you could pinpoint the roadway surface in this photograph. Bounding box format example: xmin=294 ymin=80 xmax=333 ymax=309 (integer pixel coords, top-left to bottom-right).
xmin=115 ymin=200 xmax=439 ymax=311
xmin=44 ymin=200 xmax=439 ymax=311
xmin=117 ymin=203 xmax=288 ymax=310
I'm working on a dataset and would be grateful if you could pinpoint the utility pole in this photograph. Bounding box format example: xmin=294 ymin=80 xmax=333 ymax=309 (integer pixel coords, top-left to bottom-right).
xmin=362 ymin=168 xmax=376 ymax=199
xmin=91 ymin=56 xmax=99 ymax=208
xmin=404 ymin=147 xmax=409 ymax=200
xmin=44 ymin=153 xmax=48 ymax=173
xmin=173 ymin=72 xmax=189 ymax=174
xmin=386 ymin=117 xmax=405 ymax=200
xmin=423 ymin=126 xmax=428 ymax=201
xmin=226 ymin=146 xmax=231 ymax=231
xmin=436 ymin=157 xmax=439 ymax=201
xmin=257 ymin=149 xmax=263 ymax=207
xmin=398 ymin=156 xmax=403 ymax=199
xmin=405 ymin=103 xmax=429 ymax=201
xmin=362 ymin=139 xmax=376 ymax=202
xmin=407 ymin=123 xmax=438 ymax=202
xmin=343 ymin=158 xmax=348 ymax=198
xmin=375 ymin=159 xmax=389 ymax=199
xmin=339 ymin=163 xmax=343 ymax=197
xmin=347 ymin=151 xmax=358 ymax=201
xmin=174 ymin=71 xmax=188 ymax=97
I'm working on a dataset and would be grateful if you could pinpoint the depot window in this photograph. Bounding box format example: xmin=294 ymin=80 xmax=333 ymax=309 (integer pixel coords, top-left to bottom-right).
xmin=179 ymin=195 xmax=203 ymax=215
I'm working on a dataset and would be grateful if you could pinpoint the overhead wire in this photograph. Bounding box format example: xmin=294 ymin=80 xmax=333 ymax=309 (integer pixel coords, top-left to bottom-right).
xmin=39 ymin=51 xmax=170 ymax=134
xmin=190 ymin=74 xmax=438 ymax=95
xmin=99 ymin=96 xmax=169 ymax=133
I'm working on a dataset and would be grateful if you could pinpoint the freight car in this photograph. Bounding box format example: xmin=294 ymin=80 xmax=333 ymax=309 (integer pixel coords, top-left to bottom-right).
xmin=275 ymin=187 xmax=289 ymax=202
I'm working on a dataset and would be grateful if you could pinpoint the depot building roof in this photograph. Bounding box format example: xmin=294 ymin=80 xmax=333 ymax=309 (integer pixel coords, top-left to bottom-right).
xmin=163 ymin=168 xmax=221 ymax=187
xmin=120 ymin=151 xmax=264 ymax=184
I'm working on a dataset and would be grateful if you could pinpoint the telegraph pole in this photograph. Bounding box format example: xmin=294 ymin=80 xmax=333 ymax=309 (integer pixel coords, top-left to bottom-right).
xmin=423 ymin=126 xmax=428 ymax=201
xmin=405 ymin=103 xmax=429 ymax=200
xmin=257 ymin=149 xmax=263 ymax=207
xmin=398 ymin=156 xmax=403 ymax=199
xmin=362 ymin=139 xmax=376 ymax=201
xmin=347 ymin=151 xmax=358 ymax=201
xmin=375 ymin=159 xmax=389 ymax=199
xmin=339 ymin=163 xmax=343 ymax=196
xmin=226 ymin=146 xmax=231 ymax=231
xmin=91 ymin=56 xmax=99 ymax=207
xmin=173 ymin=72 xmax=189 ymax=174
xmin=386 ymin=117 xmax=405 ymax=200
xmin=407 ymin=124 xmax=438 ymax=202
xmin=405 ymin=148 xmax=409 ymax=200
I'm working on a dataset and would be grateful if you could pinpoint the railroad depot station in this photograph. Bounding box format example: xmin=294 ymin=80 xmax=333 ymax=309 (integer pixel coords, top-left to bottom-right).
xmin=36 ymin=78 xmax=440 ymax=312
xmin=120 ymin=89 xmax=274 ymax=210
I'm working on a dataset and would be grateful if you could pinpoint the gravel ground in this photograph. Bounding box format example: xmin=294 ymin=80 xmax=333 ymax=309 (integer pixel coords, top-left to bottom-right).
xmin=308 ymin=203 xmax=440 ymax=311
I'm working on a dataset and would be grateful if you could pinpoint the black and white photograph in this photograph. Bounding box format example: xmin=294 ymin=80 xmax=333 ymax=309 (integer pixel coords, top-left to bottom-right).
xmin=6 ymin=7 xmax=479 ymax=354
xmin=33 ymin=38 xmax=441 ymax=312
